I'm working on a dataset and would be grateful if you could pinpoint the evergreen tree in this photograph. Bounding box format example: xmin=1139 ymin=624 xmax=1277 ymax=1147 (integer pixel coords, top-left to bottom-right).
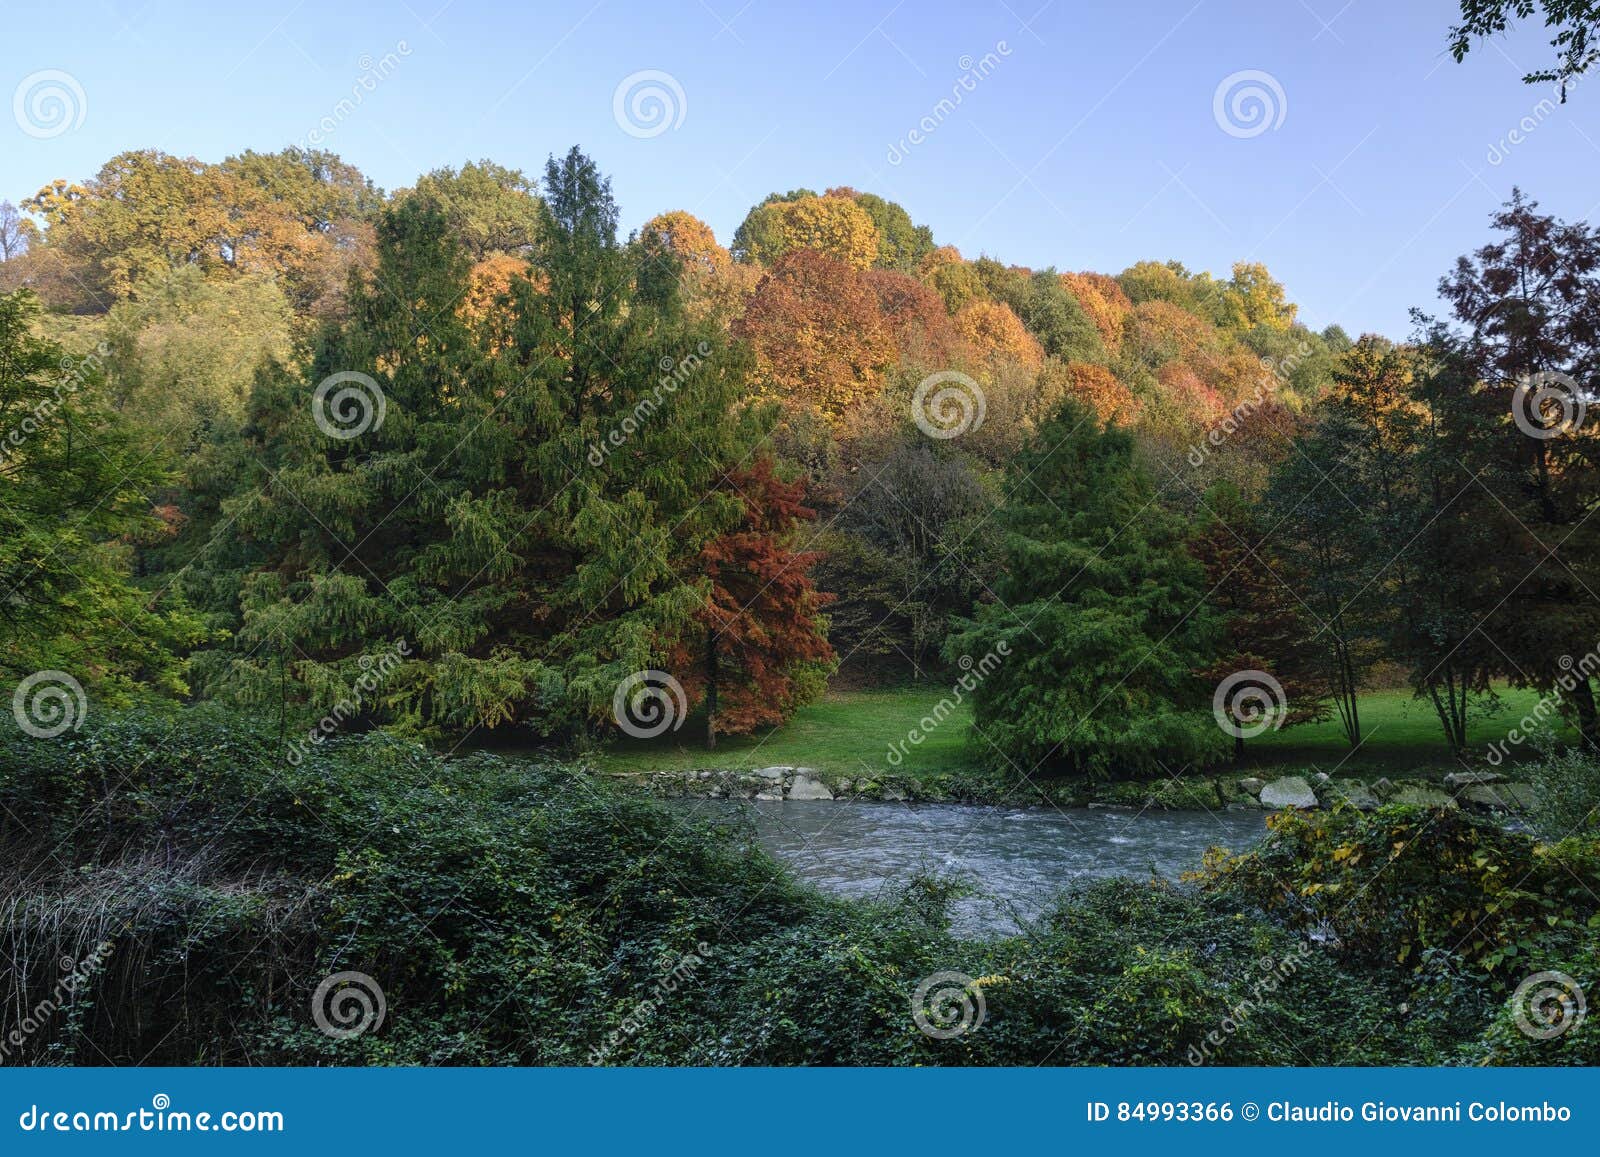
xmin=213 ymin=148 xmax=771 ymax=739
xmin=946 ymin=399 xmax=1227 ymax=777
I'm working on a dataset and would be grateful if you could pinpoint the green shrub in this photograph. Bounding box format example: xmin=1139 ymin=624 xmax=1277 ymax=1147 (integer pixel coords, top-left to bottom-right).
xmin=3 ymin=711 xmax=1593 ymax=1066
xmin=1522 ymin=743 xmax=1600 ymax=840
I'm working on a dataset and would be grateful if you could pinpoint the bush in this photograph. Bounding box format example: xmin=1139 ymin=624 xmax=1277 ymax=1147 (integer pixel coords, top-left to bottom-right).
xmin=1197 ymin=805 xmax=1600 ymax=975
xmin=1522 ymin=743 xmax=1600 ymax=840
xmin=3 ymin=710 xmax=1594 ymax=1066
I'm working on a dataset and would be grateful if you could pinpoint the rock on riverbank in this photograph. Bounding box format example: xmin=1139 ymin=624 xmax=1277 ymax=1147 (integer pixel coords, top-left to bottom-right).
xmin=624 ymin=766 xmax=1535 ymax=814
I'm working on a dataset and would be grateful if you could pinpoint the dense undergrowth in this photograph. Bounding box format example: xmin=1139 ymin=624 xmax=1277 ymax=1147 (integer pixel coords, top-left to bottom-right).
xmin=0 ymin=709 xmax=1594 ymax=1066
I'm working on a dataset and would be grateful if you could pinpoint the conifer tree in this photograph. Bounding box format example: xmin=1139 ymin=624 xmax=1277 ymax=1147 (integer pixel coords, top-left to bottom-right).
xmin=218 ymin=149 xmax=771 ymax=738
xmin=946 ymin=399 xmax=1226 ymax=776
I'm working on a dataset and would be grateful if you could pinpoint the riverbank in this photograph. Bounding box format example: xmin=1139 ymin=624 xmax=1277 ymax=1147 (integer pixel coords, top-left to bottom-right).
xmin=618 ymin=763 xmax=1537 ymax=814
xmin=596 ymin=684 xmax=1555 ymax=814
xmin=596 ymin=685 xmax=1559 ymax=781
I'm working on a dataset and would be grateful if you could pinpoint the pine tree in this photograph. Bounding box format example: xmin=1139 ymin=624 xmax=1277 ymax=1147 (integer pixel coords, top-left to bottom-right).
xmin=215 ymin=149 xmax=772 ymax=739
xmin=946 ymin=399 xmax=1227 ymax=777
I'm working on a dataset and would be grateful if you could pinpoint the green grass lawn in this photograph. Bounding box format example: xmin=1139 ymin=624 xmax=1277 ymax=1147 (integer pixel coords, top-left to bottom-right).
xmin=1242 ymin=684 xmax=1558 ymax=775
xmin=594 ymin=687 xmax=984 ymax=779
xmin=595 ymin=683 xmax=1562 ymax=781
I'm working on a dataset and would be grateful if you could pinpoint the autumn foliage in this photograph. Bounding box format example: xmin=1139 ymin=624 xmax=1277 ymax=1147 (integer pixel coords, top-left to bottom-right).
xmin=1060 ymin=271 xmax=1132 ymax=353
xmin=670 ymin=458 xmax=835 ymax=745
xmin=955 ymin=299 xmax=1044 ymax=372
xmin=734 ymin=249 xmax=896 ymax=423
xmin=1062 ymin=361 xmax=1142 ymax=427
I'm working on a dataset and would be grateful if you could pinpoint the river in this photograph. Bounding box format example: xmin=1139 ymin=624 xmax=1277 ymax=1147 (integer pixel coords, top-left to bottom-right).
xmin=672 ymin=799 xmax=1268 ymax=938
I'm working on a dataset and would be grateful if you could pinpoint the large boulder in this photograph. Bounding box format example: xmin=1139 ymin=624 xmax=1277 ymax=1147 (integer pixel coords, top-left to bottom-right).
xmin=1238 ymin=777 xmax=1266 ymax=796
xmin=1258 ymin=776 xmax=1319 ymax=809
xmin=1462 ymin=784 xmax=1517 ymax=811
xmin=1321 ymin=779 xmax=1379 ymax=810
xmin=1444 ymin=770 xmax=1503 ymax=789
xmin=787 ymin=772 xmax=834 ymax=801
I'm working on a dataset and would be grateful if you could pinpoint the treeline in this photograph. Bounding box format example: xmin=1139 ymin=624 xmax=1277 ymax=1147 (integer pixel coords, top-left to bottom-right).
xmin=1 ymin=145 xmax=1594 ymax=767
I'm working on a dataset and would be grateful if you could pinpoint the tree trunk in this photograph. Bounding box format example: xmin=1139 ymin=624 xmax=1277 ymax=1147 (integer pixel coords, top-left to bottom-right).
xmin=1570 ymin=676 xmax=1600 ymax=749
xmin=704 ymin=626 xmax=718 ymax=751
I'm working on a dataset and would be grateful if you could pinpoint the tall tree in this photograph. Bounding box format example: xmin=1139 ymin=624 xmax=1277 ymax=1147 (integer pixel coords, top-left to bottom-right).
xmin=669 ymin=459 xmax=833 ymax=748
xmin=947 ymin=399 xmax=1226 ymax=777
xmin=214 ymin=148 xmax=772 ymax=739
xmin=734 ymin=249 xmax=896 ymax=424
xmin=1428 ymin=191 xmax=1600 ymax=745
xmin=0 ymin=290 xmax=200 ymax=698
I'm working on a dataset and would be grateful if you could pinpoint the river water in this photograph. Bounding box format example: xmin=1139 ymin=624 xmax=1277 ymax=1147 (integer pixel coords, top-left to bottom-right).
xmin=672 ymin=799 xmax=1268 ymax=938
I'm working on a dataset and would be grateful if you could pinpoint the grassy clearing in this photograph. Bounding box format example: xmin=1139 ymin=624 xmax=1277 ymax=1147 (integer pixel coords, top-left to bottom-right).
xmin=593 ymin=687 xmax=982 ymax=779
xmin=1243 ymin=685 xmax=1558 ymax=775
xmin=595 ymin=684 xmax=1562 ymax=781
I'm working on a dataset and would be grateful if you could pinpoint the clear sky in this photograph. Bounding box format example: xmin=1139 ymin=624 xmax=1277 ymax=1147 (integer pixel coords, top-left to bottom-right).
xmin=3 ymin=0 xmax=1598 ymax=337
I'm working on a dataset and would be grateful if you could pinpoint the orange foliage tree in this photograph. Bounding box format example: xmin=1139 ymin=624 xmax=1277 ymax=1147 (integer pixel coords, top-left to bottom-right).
xmin=863 ymin=268 xmax=970 ymax=368
xmin=638 ymin=209 xmax=755 ymax=322
xmin=1158 ymin=362 xmax=1227 ymax=424
xmin=1061 ymin=362 xmax=1142 ymax=428
xmin=954 ymin=299 xmax=1044 ymax=372
xmin=734 ymin=249 xmax=896 ymax=423
xmin=1060 ymin=271 xmax=1132 ymax=353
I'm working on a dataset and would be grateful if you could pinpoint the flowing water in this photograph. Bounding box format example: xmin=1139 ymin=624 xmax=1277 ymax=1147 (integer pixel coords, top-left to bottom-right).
xmin=672 ymin=799 xmax=1268 ymax=938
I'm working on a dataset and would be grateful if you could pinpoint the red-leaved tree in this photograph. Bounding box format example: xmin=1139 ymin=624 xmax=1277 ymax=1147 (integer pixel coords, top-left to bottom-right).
xmin=672 ymin=459 xmax=835 ymax=748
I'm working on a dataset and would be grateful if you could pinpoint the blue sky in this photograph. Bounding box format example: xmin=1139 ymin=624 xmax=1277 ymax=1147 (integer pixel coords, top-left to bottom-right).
xmin=3 ymin=0 xmax=1598 ymax=336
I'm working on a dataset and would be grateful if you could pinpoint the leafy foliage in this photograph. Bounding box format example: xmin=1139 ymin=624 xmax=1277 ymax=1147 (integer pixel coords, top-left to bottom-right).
xmin=8 ymin=711 xmax=1590 ymax=1066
